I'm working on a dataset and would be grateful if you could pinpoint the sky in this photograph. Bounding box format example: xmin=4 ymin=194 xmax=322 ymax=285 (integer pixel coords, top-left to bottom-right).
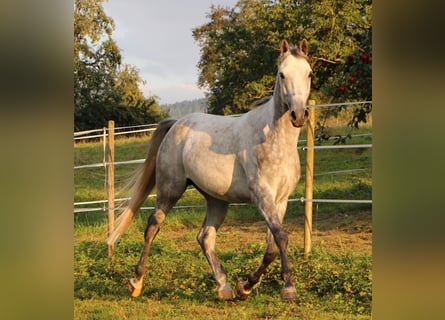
xmin=103 ymin=0 xmax=239 ymax=105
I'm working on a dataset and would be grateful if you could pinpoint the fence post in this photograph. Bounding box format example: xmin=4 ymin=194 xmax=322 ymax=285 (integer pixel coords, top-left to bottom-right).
xmin=304 ymin=100 xmax=315 ymax=256
xmin=107 ymin=120 xmax=115 ymax=257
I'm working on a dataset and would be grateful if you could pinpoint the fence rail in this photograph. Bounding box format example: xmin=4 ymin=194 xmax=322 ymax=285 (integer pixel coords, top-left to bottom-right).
xmin=302 ymin=144 xmax=372 ymax=150
xmin=74 ymin=124 xmax=157 ymax=141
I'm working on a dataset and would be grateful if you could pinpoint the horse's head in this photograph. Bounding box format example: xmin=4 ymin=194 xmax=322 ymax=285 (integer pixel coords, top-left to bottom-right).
xmin=277 ymin=39 xmax=312 ymax=127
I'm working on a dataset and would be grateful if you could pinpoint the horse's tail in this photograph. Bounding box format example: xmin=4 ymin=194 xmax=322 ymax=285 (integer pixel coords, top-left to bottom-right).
xmin=107 ymin=119 xmax=177 ymax=246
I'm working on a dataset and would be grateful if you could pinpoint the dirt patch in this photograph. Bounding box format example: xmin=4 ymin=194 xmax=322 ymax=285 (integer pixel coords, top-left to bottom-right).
xmin=295 ymin=209 xmax=372 ymax=255
xmin=165 ymin=209 xmax=373 ymax=256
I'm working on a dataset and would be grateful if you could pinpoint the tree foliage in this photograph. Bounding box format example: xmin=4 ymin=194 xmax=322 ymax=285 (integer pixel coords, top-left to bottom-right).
xmin=192 ymin=0 xmax=372 ymax=117
xmin=74 ymin=0 xmax=166 ymax=131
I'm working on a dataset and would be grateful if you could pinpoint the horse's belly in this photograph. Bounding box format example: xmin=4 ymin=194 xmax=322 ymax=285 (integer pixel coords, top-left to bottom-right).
xmin=184 ymin=152 xmax=251 ymax=203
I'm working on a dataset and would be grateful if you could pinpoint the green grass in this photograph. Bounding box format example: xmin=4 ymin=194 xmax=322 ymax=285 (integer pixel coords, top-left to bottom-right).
xmin=74 ymin=124 xmax=372 ymax=319
xmin=74 ymin=216 xmax=371 ymax=319
xmin=74 ymin=205 xmax=371 ymax=318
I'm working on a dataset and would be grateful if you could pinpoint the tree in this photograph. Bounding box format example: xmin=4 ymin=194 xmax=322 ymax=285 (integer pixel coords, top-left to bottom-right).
xmin=300 ymin=0 xmax=372 ymax=135
xmin=74 ymin=0 xmax=119 ymax=112
xmin=74 ymin=0 xmax=166 ymax=131
xmin=193 ymin=1 xmax=280 ymax=114
xmin=193 ymin=0 xmax=372 ymax=118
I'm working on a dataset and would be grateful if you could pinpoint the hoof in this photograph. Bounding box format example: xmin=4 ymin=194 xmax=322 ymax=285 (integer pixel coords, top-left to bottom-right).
xmin=217 ymin=284 xmax=233 ymax=300
xmin=235 ymin=280 xmax=252 ymax=301
xmin=280 ymin=285 xmax=297 ymax=301
xmin=128 ymin=278 xmax=142 ymax=297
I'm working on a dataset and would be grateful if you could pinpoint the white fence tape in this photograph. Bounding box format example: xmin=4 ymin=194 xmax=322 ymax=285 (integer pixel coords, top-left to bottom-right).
xmin=302 ymin=144 xmax=372 ymax=150
xmin=74 ymin=195 xmax=372 ymax=214
xmin=74 ymin=125 xmax=157 ymax=141
xmin=74 ymin=159 xmax=145 ymax=170
xmin=299 ymin=198 xmax=372 ymax=204
xmin=307 ymin=101 xmax=372 ymax=109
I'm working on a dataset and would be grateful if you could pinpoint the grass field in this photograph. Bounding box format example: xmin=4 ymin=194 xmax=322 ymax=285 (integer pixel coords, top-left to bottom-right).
xmin=74 ymin=119 xmax=372 ymax=319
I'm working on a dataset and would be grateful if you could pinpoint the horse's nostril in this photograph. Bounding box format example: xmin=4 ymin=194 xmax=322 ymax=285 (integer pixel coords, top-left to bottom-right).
xmin=304 ymin=109 xmax=309 ymax=118
xmin=290 ymin=110 xmax=297 ymax=120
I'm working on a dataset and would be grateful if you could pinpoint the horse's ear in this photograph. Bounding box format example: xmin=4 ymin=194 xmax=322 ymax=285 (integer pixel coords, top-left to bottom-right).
xmin=300 ymin=39 xmax=309 ymax=56
xmin=280 ymin=39 xmax=290 ymax=56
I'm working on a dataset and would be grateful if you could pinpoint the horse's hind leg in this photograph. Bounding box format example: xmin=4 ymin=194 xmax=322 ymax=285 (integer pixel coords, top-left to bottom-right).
xmin=128 ymin=181 xmax=187 ymax=297
xmin=196 ymin=196 xmax=232 ymax=300
xmin=127 ymin=205 xmax=169 ymax=297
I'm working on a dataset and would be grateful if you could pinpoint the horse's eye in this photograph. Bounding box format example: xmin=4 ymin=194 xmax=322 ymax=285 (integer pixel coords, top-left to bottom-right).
xmin=279 ymin=72 xmax=285 ymax=79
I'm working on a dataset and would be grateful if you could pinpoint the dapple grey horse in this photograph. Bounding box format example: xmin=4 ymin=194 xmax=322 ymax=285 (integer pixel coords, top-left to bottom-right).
xmin=107 ymin=39 xmax=312 ymax=301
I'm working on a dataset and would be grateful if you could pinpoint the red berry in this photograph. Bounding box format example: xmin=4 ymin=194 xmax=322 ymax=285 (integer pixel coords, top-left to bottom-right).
xmin=360 ymin=53 xmax=369 ymax=62
xmin=339 ymin=85 xmax=347 ymax=93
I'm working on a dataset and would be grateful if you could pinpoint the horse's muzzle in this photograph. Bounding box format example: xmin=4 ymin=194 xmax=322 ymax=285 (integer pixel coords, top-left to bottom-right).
xmin=290 ymin=108 xmax=309 ymax=127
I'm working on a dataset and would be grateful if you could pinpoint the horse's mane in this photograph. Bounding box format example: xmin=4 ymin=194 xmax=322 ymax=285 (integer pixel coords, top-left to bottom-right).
xmin=252 ymin=96 xmax=272 ymax=108
xmin=289 ymin=46 xmax=309 ymax=62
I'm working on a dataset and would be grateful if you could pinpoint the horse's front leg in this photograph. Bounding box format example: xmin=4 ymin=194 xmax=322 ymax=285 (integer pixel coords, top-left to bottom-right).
xmin=235 ymin=228 xmax=279 ymax=300
xmin=235 ymin=198 xmax=297 ymax=301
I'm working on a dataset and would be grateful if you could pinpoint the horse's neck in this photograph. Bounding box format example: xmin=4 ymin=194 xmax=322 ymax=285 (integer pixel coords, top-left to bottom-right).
xmin=269 ymin=88 xmax=301 ymax=144
xmin=270 ymin=77 xmax=284 ymax=119
xmin=274 ymin=111 xmax=301 ymax=144
xmin=252 ymin=98 xmax=301 ymax=147
xmin=244 ymin=92 xmax=301 ymax=145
